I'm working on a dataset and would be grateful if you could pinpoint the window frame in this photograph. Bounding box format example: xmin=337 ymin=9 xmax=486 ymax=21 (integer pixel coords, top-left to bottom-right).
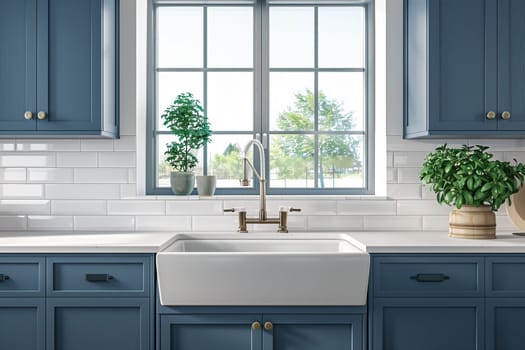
xmin=147 ymin=0 xmax=374 ymax=196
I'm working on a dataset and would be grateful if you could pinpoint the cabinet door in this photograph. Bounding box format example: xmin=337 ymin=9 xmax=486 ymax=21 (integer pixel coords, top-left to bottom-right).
xmin=0 ymin=298 xmax=45 ymax=350
xmin=36 ymin=0 xmax=102 ymax=132
xmin=427 ymin=0 xmax=498 ymax=132
xmin=0 ymin=0 xmax=37 ymax=131
xmin=47 ymin=298 xmax=151 ymax=350
xmin=262 ymin=314 xmax=363 ymax=350
xmin=497 ymin=0 xmax=525 ymax=131
xmin=486 ymin=299 xmax=525 ymax=350
xmin=160 ymin=314 xmax=262 ymax=350
xmin=372 ymin=299 xmax=483 ymax=350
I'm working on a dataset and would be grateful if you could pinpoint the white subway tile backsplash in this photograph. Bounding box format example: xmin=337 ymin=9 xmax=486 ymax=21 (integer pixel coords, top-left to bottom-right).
xmin=0 ymin=216 xmax=27 ymax=231
xmin=387 ymin=168 xmax=397 ymax=183
xmin=17 ymin=140 xmax=81 ymax=152
xmin=0 ymin=200 xmax=50 ymax=215
xmin=28 ymin=168 xmax=74 ymax=183
xmin=364 ymin=215 xmax=422 ymax=231
xmin=397 ymin=167 xmax=422 ymax=184
xmin=0 ymin=141 xmax=16 ymax=151
xmin=120 ymin=184 xmax=138 ymax=198
xmin=422 ymin=216 xmax=449 ymax=231
xmin=81 ymin=139 xmax=114 ymax=151
xmin=393 ymin=152 xmax=427 ymax=168
xmin=167 ymin=200 xmax=223 ymax=216
xmin=46 ymin=184 xmax=120 ymax=199
xmin=57 ymin=152 xmax=97 ymax=168
xmin=135 ymin=216 xmax=192 ymax=231
xmin=387 ymin=152 xmax=394 ymax=167
xmin=28 ymin=216 xmax=73 ymax=231
xmin=107 ymin=200 xmax=165 ymax=215
xmin=337 ymin=200 xmax=396 ymax=216
xmin=74 ymin=216 xmax=135 ymax=231
xmin=128 ymin=169 xmax=136 ymax=183
xmin=307 ymin=216 xmax=363 ymax=231
xmin=191 ymin=215 xmax=239 ymax=231
xmin=266 ymin=199 xmax=337 ymax=216
xmin=51 ymin=200 xmax=107 ymax=216
xmin=397 ymin=200 xmax=450 ymax=216
xmin=387 ymin=184 xmax=421 ymax=199
xmin=0 ymin=168 xmax=26 ymax=183
xmin=0 ymin=184 xmax=44 ymax=199
xmin=0 ymin=153 xmax=56 ymax=167
xmin=114 ymin=136 xmax=136 ymax=151
xmin=98 ymin=152 xmax=135 ymax=167
xmin=75 ymin=168 xmax=129 ymax=183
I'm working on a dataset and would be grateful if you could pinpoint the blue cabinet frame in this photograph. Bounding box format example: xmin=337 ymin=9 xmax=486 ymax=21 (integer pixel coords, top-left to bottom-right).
xmin=0 ymin=298 xmax=45 ymax=350
xmin=0 ymin=0 xmax=118 ymax=137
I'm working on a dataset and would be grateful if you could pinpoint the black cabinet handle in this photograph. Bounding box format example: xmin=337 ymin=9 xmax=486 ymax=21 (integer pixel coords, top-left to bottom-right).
xmin=85 ymin=273 xmax=113 ymax=282
xmin=0 ymin=274 xmax=9 ymax=282
xmin=410 ymin=273 xmax=450 ymax=282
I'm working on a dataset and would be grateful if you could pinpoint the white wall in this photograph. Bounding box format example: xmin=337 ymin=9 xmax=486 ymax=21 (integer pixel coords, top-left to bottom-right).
xmin=0 ymin=0 xmax=519 ymax=233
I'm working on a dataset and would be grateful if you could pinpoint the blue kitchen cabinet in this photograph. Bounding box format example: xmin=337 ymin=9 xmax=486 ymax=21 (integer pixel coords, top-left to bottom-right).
xmin=372 ymin=299 xmax=484 ymax=350
xmin=0 ymin=298 xmax=45 ymax=350
xmin=158 ymin=307 xmax=366 ymax=350
xmin=47 ymin=298 xmax=150 ymax=350
xmin=0 ymin=0 xmax=118 ymax=137
xmin=404 ymin=0 xmax=525 ymax=138
xmin=160 ymin=314 xmax=262 ymax=350
xmin=486 ymin=299 xmax=525 ymax=350
xmin=262 ymin=314 xmax=363 ymax=350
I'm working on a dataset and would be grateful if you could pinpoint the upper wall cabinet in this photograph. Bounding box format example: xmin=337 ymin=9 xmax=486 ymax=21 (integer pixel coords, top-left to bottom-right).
xmin=404 ymin=0 xmax=525 ymax=138
xmin=0 ymin=0 xmax=118 ymax=138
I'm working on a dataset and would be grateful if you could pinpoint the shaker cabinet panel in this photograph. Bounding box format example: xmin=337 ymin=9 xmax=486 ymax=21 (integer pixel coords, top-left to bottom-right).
xmin=0 ymin=298 xmax=45 ymax=350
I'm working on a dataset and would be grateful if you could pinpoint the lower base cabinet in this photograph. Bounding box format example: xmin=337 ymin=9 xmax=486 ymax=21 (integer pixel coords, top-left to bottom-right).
xmin=486 ymin=299 xmax=525 ymax=350
xmin=372 ymin=299 xmax=483 ymax=350
xmin=0 ymin=298 xmax=45 ymax=350
xmin=159 ymin=312 xmax=365 ymax=350
xmin=47 ymin=298 xmax=150 ymax=350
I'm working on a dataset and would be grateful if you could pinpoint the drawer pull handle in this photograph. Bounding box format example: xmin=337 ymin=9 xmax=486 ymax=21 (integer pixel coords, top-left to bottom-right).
xmin=0 ymin=274 xmax=9 ymax=282
xmin=410 ymin=273 xmax=450 ymax=282
xmin=85 ymin=273 xmax=113 ymax=282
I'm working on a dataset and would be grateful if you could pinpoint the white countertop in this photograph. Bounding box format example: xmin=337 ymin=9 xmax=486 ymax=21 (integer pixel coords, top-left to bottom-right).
xmin=346 ymin=231 xmax=525 ymax=253
xmin=0 ymin=232 xmax=178 ymax=253
xmin=2 ymin=230 xmax=525 ymax=254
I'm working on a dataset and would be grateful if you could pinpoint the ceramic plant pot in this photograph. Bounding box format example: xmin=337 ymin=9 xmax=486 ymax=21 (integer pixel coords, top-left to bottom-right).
xmin=449 ymin=204 xmax=496 ymax=239
xmin=196 ymin=175 xmax=216 ymax=197
xmin=170 ymin=172 xmax=195 ymax=195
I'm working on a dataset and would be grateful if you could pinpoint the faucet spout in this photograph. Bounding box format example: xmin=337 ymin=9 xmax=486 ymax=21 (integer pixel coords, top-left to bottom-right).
xmin=242 ymin=139 xmax=267 ymax=221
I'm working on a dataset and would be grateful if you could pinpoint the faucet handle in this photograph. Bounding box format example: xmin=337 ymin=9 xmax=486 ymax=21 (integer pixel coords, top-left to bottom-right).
xmin=224 ymin=208 xmax=235 ymax=213
xmin=279 ymin=206 xmax=301 ymax=213
xmin=290 ymin=208 xmax=301 ymax=212
xmin=224 ymin=207 xmax=247 ymax=213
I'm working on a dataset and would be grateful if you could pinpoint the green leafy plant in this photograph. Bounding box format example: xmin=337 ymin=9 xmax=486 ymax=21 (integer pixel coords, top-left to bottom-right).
xmin=162 ymin=93 xmax=212 ymax=172
xmin=420 ymin=144 xmax=525 ymax=210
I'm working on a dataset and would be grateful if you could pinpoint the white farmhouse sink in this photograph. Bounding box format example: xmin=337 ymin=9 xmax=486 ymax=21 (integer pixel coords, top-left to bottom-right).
xmin=156 ymin=233 xmax=370 ymax=306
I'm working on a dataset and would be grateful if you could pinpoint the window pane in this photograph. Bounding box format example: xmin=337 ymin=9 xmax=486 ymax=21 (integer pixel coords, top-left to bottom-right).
xmin=270 ymin=72 xmax=314 ymax=131
xmin=208 ymin=7 xmax=253 ymax=68
xmin=157 ymin=7 xmax=203 ymax=68
xmin=269 ymin=7 xmax=314 ymax=68
xmin=318 ymin=134 xmax=364 ymax=188
xmin=157 ymin=72 xmax=204 ymax=131
xmin=208 ymin=134 xmax=254 ymax=188
xmin=318 ymin=7 xmax=365 ymax=68
xmin=269 ymin=134 xmax=315 ymax=188
xmin=318 ymin=72 xmax=365 ymax=131
xmin=157 ymin=135 xmax=203 ymax=188
xmin=208 ymin=72 xmax=253 ymax=131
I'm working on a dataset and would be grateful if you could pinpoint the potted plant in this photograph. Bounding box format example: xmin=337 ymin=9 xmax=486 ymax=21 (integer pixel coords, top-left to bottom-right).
xmin=162 ymin=92 xmax=212 ymax=195
xmin=420 ymin=144 xmax=525 ymax=239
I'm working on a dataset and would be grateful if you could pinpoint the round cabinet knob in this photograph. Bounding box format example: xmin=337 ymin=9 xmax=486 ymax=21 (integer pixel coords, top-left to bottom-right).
xmin=24 ymin=111 xmax=33 ymax=120
xmin=501 ymin=111 xmax=511 ymax=120
xmin=251 ymin=321 xmax=261 ymax=330
xmin=264 ymin=321 xmax=273 ymax=331
xmin=37 ymin=111 xmax=47 ymax=120
xmin=486 ymin=111 xmax=496 ymax=120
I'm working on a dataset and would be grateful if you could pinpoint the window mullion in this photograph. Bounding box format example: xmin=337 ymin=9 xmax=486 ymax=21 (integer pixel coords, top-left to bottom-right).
xmin=313 ymin=5 xmax=319 ymax=188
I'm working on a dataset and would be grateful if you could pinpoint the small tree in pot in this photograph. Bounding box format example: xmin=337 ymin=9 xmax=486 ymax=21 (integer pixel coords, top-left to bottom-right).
xmin=162 ymin=93 xmax=211 ymax=195
xmin=420 ymin=144 xmax=525 ymax=239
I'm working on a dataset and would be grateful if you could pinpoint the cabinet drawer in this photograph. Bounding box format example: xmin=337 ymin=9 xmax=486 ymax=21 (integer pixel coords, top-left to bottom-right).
xmin=486 ymin=257 xmax=525 ymax=297
xmin=47 ymin=256 xmax=151 ymax=297
xmin=0 ymin=257 xmax=45 ymax=297
xmin=373 ymin=256 xmax=483 ymax=297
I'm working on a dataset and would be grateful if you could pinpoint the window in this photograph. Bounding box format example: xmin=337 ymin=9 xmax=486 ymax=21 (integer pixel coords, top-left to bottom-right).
xmin=148 ymin=0 xmax=373 ymax=195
